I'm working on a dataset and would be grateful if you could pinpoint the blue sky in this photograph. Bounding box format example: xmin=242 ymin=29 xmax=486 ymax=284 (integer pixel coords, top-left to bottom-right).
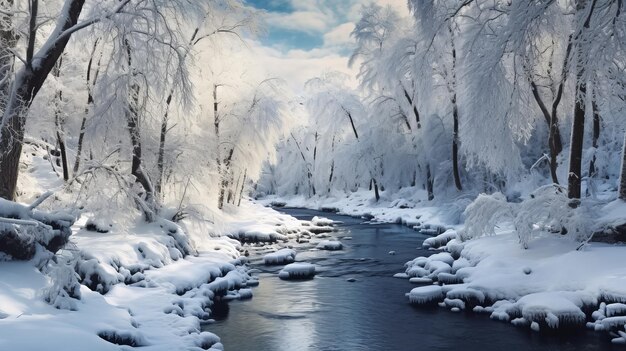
xmin=242 ymin=0 xmax=408 ymax=91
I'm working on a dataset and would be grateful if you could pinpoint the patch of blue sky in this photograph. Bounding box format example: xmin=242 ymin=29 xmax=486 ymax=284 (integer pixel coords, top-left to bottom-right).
xmin=244 ymin=0 xmax=330 ymax=51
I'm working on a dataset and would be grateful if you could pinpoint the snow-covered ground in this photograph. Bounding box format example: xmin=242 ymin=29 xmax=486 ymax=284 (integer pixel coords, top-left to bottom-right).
xmin=260 ymin=188 xmax=626 ymax=343
xmin=0 ymin=144 xmax=328 ymax=350
xmin=0 ymin=201 xmax=312 ymax=350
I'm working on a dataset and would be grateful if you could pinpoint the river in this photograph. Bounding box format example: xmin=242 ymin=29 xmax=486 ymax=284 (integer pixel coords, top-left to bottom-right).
xmin=204 ymin=208 xmax=616 ymax=351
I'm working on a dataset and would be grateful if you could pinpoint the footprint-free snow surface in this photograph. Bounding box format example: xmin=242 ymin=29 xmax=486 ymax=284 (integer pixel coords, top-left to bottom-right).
xmin=205 ymin=208 xmax=613 ymax=351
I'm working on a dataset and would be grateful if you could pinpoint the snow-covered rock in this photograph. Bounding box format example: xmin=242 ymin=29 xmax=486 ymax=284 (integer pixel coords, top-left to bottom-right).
xmin=316 ymin=240 xmax=343 ymax=251
xmin=263 ymin=248 xmax=297 ymax=265
xmin=407 ymin=285 xmax=444 ymax=305
xmin=278 ymin=263 xmax=316 ymax=280
xmin=311 ymin=216 xmax=335 ymax=226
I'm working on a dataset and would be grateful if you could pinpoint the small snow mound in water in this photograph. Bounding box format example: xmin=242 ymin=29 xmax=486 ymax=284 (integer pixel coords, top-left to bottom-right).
xmin=311 ymin=216 xmax=335 ymax=226
xmin=407 ymin=285 xmax=443 ymax=305
xmin=531 ymin=321 xmax=540 ymax=332
xmin=263 ymin=248 xmax=296 ymax=265
xmin=444 ymin=298 xmax=466 ymax=310
xmin=238 ymin=288 xmax=253 ymax=300
xmin=393 ymin=273 xmax=409 ymax=279
xmin=316 ymin=240 xmax=343 ymax=250
xmin=278 ymin=263 xmax=316 ymax=280
xmin=511 ymin=317 xmax=529 ymax=327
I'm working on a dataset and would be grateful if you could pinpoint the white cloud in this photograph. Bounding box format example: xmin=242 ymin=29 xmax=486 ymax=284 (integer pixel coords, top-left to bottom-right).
xmin=265 ymin=10 xmax=333 ymax=34
xmin=323 ymin=22 xmax=355 ymax=47
xmin=249 ymin=42 xmax=358 ymax=93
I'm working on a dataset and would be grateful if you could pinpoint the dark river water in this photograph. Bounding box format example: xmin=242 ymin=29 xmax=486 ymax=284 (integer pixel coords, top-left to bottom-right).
xmin=205 ymin=208 xmax=616 ymax=351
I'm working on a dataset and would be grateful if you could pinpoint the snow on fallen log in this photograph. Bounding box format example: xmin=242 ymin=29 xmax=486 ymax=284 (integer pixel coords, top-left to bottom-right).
xmin=0 ymin=194 xmax=75 ymax=260
xmin=316 ymin=240 xmax=343 ymax=251
xmin=407 ymin=285 xmax=444 ymax=305
xmin=263 ymin=248 xmax=296 ymax=265
xmin=278 ymin=263 xmax=316 ymax=280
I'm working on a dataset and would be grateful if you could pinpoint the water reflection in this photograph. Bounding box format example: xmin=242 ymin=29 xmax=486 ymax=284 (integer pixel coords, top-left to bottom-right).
xmin=205 ymin=208 xmax=615 ymax=351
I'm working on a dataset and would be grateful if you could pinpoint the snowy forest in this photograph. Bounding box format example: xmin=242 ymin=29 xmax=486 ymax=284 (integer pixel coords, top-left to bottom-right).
xmin=1 ymin=0 xmax=626 ymax=350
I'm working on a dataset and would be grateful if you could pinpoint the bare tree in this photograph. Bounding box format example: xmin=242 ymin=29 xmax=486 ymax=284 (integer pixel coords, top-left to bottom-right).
xmin=0 ymin=0 xmax=130 ymax=200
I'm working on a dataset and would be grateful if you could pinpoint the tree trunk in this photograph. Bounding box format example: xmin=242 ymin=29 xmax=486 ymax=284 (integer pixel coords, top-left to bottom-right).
xmin=568 ymin=0 xmax=596 ymax=199
xmin=290 ymin=132 xmax=316 ymax=197
xmin=125 ymin=40 xmax=156 ymax=220
xmin=74 ymin=39 xmax=100 ymax=175
xmin=218 ymin=148 xmax=234 ymax=209
xmin=426 ymin=163 xmax=434 ymax=201
xmin=619 ymin=131 xmax=626 ymax=200
xmin=402 ymin=87 xmax=420 ymax=129
xmin=237 ymin=169 xmax=247 ymax=206
xmin=342 ymin=107 xmax=359 ymax=140
xmin=372 ymin=178 xmax=380 ymax=202
xmin=0 ymin=0 xmax=16 ymax=100
xmin=451 ymin=98 xmax=462 ymax=191
xmin=448 ymin=25 xmax=463 ymax=191
xmin=530 ymin=80 xmax=564 ymax=184
xmin=155 ymin=94 xmax=172 ymax=197
xmin=567 ymin=77 xmax=586 ymax=200
xmin=214 ymin=84 xmax=225 ymax=209
xmin=52 ymin=57 xmax=69 ymax=181
xmin=0 ymin=0 xmax=87 ymax=200
xmin=588 ymin=93 xmax=600 ymax=177
xmin=328 ymin=135 xmax=335 ymax=193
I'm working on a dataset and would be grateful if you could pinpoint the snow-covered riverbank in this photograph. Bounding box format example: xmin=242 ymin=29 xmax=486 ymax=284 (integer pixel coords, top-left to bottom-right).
xmin=0 ymin=199 xmax=313 ymax=350
xmin=259 ymin=188 xmax=626 ymax=343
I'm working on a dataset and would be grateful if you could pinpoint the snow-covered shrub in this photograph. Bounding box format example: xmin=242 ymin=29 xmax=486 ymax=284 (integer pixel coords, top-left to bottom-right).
xmin=514 ymin=185 xmax=594 ymax=248
xmin=461 ymin=192 xmax=514 ymax=241
xmin=462 ymin=186 xmax=594 ymax=248
xmin=42 ymin=253 xmax=82 ymax=310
